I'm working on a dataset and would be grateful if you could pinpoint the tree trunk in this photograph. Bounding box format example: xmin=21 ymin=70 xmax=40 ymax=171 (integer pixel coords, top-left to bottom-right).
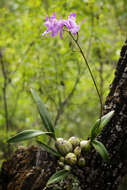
xmin=72 ymin=40 xmax=127 ymax=190
xmin=0 ymin=40 xmax=127 ymax=190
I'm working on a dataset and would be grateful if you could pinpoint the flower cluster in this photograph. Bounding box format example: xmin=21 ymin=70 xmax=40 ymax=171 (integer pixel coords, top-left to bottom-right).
xmin=42 ymin=12 xmax=86 ymax=38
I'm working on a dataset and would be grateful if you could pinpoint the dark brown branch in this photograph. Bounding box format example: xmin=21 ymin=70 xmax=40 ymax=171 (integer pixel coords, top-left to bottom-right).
xmin=0 ymin=52 xmax=9 ymax=134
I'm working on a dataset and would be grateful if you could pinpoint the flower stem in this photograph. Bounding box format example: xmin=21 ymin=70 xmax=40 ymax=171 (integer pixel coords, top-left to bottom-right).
xmin=69 ymin=32 xmax=103 ymax=121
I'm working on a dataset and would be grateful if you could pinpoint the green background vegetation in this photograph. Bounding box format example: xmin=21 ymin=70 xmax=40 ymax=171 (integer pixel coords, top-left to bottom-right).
xmin=0 ymin=0 xmax=127 ymax=165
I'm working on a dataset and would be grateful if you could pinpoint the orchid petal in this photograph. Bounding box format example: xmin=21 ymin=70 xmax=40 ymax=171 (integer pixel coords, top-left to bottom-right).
xmin=51 ymin=12 xmax=56 ymax=20
xmin=69 ymin=12 xmax=76 ymax=19
xmin=60 ymin=29 xmax=63 ymax=39
xmin=46 ymin=15 xmax=49 ymax=21
xmin=42 ymin=30 xmax=49 ymax=36
xmin=80 ymin=18 xmax=86 ymax=26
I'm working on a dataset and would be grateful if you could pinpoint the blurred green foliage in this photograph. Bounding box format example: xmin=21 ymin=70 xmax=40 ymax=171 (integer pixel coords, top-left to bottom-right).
xmin=0 ymin=0 xmax=127 ymax=166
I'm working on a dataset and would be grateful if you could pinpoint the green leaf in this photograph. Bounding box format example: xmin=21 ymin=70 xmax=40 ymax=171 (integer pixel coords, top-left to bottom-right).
xmin=30 ymin=89 xmax=55 ymax=139
xmin=7 ymin=130 xmax=51 ymax=143
xmin=92 ymin=140 xmax=109 ymax=162
xmin=47 ymin=170 xmax=70 ymax=186
xmin=90 ymin=110 xmax=114 ymax=140
xmin=37 ymin=140 xmax=61 ymax=157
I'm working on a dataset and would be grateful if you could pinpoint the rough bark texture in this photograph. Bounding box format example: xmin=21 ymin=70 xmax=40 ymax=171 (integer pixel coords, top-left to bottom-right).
xmin=0 ymin=146 xmax=57 ymax=190
xmin=0 ymin=40 xmax=127 ymax=190
xmin=72 ymin=39 xmax=127 ymax=190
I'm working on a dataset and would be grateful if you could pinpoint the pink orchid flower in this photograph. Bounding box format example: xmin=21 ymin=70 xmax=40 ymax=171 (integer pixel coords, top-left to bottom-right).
xmin=42 ymin=12 xmax=63 ymax=38
xmin=63 ymin=12 xmax=86 ymax=35
xmin=42 ymin=12 xmax=85 ymax=38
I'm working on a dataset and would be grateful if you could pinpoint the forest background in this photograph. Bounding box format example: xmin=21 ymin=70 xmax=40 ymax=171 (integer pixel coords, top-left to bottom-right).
xmin=0 ymin=0 xmax=127 ymax=166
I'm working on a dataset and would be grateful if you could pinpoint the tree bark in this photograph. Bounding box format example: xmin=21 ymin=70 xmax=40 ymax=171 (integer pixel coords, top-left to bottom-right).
xmin=72 ymin=39 xmax=127 ymax=190
xmin=0 ymin=40 xmax=127 ymax=190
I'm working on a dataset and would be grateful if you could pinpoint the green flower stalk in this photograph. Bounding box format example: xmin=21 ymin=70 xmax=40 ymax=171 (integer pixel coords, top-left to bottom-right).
xmin=42 ymin=12 xmax=103 ymax=126
xmin=68 ymin=32 xmax=103 ymax=124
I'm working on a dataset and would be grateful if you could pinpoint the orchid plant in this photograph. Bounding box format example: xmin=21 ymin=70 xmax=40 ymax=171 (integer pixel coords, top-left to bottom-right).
xmin=7 ymin=12 xmax=114 ymax=186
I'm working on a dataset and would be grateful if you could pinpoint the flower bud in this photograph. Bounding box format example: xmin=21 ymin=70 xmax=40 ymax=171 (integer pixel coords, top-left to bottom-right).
xmin=74 ymin=146 xmax=81 ymax=157
xmin=80 ymin=140 xmax=91 ymax=151
xmin=68 ymin=136 xmax=80 ymax=148
xmin=65 ymin=153 xmax=77 ymax=165
xmin=78 ymin=157 xmax=86 ymax=167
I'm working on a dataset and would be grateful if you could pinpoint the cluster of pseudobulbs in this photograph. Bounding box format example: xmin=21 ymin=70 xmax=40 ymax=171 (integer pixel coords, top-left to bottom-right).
xmin=55 ymin=137 xmax=91 ymax=171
